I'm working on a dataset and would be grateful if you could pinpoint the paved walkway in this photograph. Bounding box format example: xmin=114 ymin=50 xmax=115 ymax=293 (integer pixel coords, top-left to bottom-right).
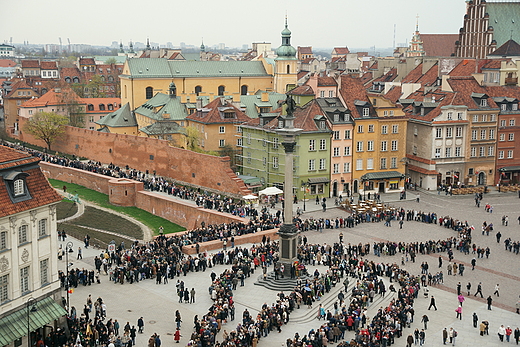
xmin=58 ymin=190 xmax=520 ymax=347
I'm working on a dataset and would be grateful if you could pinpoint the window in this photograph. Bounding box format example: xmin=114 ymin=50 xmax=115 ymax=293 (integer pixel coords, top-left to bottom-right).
xmin=14 ymin=179 xmax=24 ymax=196
xmin=219 ymin=126 xmax=225 ymax=133
xmin=490 ymin=114 xmax=496 ymax=121
xmin=241 ymin=85 xmax=248 ymax=95
xmin=319 ymin=139 xmax=326 ymax=150
xmin=367 ymin=140 xmax=374 ymax=151
xmin=391 ymin=140 xmax=398 ymax=151
xmin=344 ymin=130 xmax=351 ymax=139
xmin=333 ymin=163 xmax=340 ymax=174
xmin=319 ymin=158 xmax=326 ymax=170
xmin=145 ymin=86 xmax=153 ymax=99
xmin=237 ymin=138 xmax=243 ymax=146
xmin=513 ymin=104 xmax=518 ymax=111
xmin=456 ymin=126 xmax=463 ymax=137
xmin=247 ymin=133 xmax=251 ymax=145
xmin=381 ymin=125 xmax=388 ymax=134
xmin=501 ymin=120 xmax=506 ymax=127
xmin=40 ymin=259 xmax=49 ymax=286
xmin=435 ymin=128 xmax=442 ymax=138
xmin=356 ymin=159 xmax=363 ymax=170
xmin=367 ymin=158 xmax=374 ymax=170
xmin=473 ymin=115 xmax=479 ymax=122
xmin=455 ymin=147 xmax=461 ymax=157
xmin=218 ymin=85 xmax=225 ymax=96
xmin=38 ymin=219 xmax=47 ymax=237
xmin=320 ymin=91 xmax=325 ymax=98
xmin=99 ymin=104 xmax=105 ymax=111
xmin=445 ymin=147 xmax=452 ymax=157
xmin=262 ymin=157 xmax=267 ymax=166
xmin=446 ymin=127 xmax=453 ymax=138
xmin=509 ymin=133 xmax=515 ymax=141
xmin=20 ymin=266 xmax=29 ymax=294
xmin=488 ymin=146 xmax=494 ymax=156
xmin=344 ymin=146 xmax=350 ymax=156
xmin=481 ymin=114 xmax=487 ymax=122
xmin=88 ymin=116 xmax=94 ymax=123
xmin=457 ymin=112 xmax=463 ymax=120
xmin=508 ymin=150 xmax=513 ymax=158
xmin=357 ymin=125 xmax=363 ymax=133
xmin=500 ymin=133 xmax=505 ymax=141
xmin=380 ymin=157 xmax=387 ymax=169
xmin=471 ymin=130 xmax=477 ymax=140
xmin=390 ymin=157 xmax=397 ymax=169
xmin=333 ymin=147 xmax=340 ymax=157
xmin=380 ymin=141 xmax=387 ymax=151
xmin=392 ymin=125 xmax=398 ymax=133
xmin=510 ymin=119 xmax=515 ymax=126
xmin=435 ymin=148 xmax=441 ymax=158
xmin=308 ymin=159 xmax=316 ymax=171
xmin=480 ymin=129 xmax=486 ymax=140
xmin=0 ymin=231 xmax=6 ymax=250
xmin=479 ymin=146 xmax=485 ymax=157
xmin=356 ymin=141 xmax=363 ymax=152
xmin=333 ymin=114 xmax=340 ymax=122
xmin=309 ymin=140 xmax=315 ymax=151
xmin=471 ymin=147 xmax=477 ymax=157
xmin=273 ymin=137 xmax=279 ymax=149
xmin=413 ymin=145 xmax=417 ymax=155
xmin=368 ymin=124 xmax=374 ymax=133
xmin=489 ymin=129 xmax=495 ymax=139
xmin=195 ymin=86 xmax=202 ymax=95
xmin=480 ymin=99 xmax=487 ymax=107
xmin=87 ymin=104 xmax=94 ymax=111
xmin=18 ymin=225 xmax=28 ymax=244
xmin=329 ymin=91 xmax=334 ymax=97
xmin=447 ymin=112 xmax=453 ymax=120
xmin=498 ymin=150 xmax=504 ymax=159
xmin=333 ymin=131 xmax=340 ymax=140
xmin=343 ymin=162 xmax=350 ymax=173
xmin=219 ymin=139 xmax=225 ymax=147
xmin=273 ymin=157 xmax=279 ymax=168
xmin=363 ymin=107 xmax=369 ymax=117
xmin=247 ymin=152 xmax=251 ymax=164
xmin=0 ymin=275 xmax=7 ymax=303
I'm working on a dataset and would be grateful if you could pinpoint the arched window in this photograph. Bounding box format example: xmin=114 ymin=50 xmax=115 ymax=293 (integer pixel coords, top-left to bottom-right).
xmin=41 ymin=88 xmax=48 ymax=94
xmin=108 ymin=76 xmax=114 ymax=82
xmin=99 ymin=104 xmax=105 ymax=111
xmin=145 ymin=86 xmax=153 ymax=99
xmin=100 ymin=75 xmax=105 ymax=82
xmin=287 ymin=64 xmax=290 ymax=74
xmin=124 ymin=85 xmax=127 ymax=99
xmin=65 ymin=77 xmax=71 ymax=83
xmin=195 ymin=86 xmax=202 ymax=96
xmin=218 ymin=85 xmax=225 ymax=96
xmin=107 ymin=104 xmax=114 ymax=111
xmin=72 ymin=76 xmax=80 ymax=83
xmin=241 ymin=85 xmax=248 ymax=95
xmin=88 ymin=104 xmax=94 ymax=111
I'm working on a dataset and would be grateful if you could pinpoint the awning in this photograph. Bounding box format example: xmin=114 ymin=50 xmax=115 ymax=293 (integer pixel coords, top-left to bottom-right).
xmin=308 ymin=177 xmax=330 ymax=184
xmin=498 ymin=166 xmax=520 ymax=172
xmin=0 ymin=297 xmax=67 ymax=346
xmin=361 ymin=171 xmax=403 ymax=181
xmin=258 ymin=187 xmax=283 ymax=196
xmin=389 ymin=180 xmax=399 ymax=184
xmin=238 ymin=175 xmax=262 ymax=188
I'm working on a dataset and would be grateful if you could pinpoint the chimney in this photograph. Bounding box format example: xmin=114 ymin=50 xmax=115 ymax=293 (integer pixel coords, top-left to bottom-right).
xmin=261 ymin=92 xmax=269 ymax=102
xmin=180 ymin=94 xmax=187 ymax=103
xmin=232 ymin=93 xmax=240 ymax=102
xmin=196 ymin=98 xmax=203 ymax=109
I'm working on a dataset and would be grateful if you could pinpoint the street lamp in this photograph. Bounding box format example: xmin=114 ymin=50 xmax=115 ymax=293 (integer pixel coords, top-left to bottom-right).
xmin=27 ymin=298 xmax=37 ymax=347
xmin=301 ymin=181 xmax=309 ymax=211
xmin=65 ymin=241 xmax=74 ymax=314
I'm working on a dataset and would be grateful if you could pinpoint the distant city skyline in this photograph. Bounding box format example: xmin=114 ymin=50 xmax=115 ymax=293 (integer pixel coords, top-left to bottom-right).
xmin=2 ymin=0 xmax=467 ymax=51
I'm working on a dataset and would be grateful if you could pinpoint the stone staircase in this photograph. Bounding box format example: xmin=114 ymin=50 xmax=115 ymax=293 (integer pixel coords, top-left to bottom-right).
xmin=254 ymin=271 xmax=313 ymax=291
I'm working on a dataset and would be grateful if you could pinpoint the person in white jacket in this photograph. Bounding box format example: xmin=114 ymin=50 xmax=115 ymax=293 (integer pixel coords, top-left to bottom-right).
xmin=498 ymin=325 xmax=506 ymax=342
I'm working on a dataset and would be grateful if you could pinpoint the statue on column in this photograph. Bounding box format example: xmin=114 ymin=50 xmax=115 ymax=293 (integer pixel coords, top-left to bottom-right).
xmin=285 ymin=95 xmax=296 ymax=117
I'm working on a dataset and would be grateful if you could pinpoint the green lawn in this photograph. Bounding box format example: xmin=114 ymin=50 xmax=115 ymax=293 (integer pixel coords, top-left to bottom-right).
xmin=49 ymin=179 xmax=185 ymax=235
xmin=56 ymin=200 xmax=79 ymax=220
xmin=70 ymin=206 xmax=143 ymax=239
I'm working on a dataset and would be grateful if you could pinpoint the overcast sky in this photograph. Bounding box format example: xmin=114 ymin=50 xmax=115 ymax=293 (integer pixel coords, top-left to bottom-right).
xmin=2 ymin=0 xmax=467 ymax=50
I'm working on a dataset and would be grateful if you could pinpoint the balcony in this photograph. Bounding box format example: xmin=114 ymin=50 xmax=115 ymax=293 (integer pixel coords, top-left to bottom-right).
xmin=505 ymin=77 xmax=518 ymax=86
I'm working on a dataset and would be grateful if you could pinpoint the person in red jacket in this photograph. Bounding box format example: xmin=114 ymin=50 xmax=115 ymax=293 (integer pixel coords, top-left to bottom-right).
xmin=174 ymin=328 xmax=181 ymax=343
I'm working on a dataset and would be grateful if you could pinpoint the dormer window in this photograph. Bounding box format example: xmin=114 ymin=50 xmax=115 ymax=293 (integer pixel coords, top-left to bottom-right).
xmin=513 ymin=104 xmax=518 ymax=111
xmin=333 ymin=114 xmax=339 ymax=122
xmin=363 ymin=108 xmax=369 ymax=117
xmin=14 ymin=179 xmax=24 ymax=196
xmin=501 ymin=104 xmax=507 ymax=111
xmin=320 ymin=121 xmax=326 ymax=129
xmin=480 ymin=99 xmax=487 ymax=107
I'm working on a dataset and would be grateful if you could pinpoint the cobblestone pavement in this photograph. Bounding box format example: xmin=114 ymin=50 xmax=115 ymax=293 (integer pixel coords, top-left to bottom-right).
xmin=58 ymin=189 xmax=520 ymax=347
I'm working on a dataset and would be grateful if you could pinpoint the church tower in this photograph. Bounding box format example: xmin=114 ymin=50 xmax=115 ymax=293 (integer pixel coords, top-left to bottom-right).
xmin=274 ymin=18 xmax=298 ymax=93
xmin=406 ymin=17 xmax=425 ymax=57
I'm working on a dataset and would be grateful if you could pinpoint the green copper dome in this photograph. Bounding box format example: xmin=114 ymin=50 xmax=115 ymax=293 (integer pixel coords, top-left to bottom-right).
xmin=276 ymin=21 xmax=296 ymax=58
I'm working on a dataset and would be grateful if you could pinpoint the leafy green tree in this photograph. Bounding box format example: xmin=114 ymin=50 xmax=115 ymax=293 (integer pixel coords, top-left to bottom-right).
xmin=185 ymin=126 xmax=200 ymax=151
xmin=105 ymin=57 xmax=118 ymax=64
xmin=23 ymin=112 xmax=68 ymax=150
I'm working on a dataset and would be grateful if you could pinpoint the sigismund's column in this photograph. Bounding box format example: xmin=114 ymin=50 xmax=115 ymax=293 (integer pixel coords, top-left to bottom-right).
xmin=276 ymin=95 xmax=302 ymax=277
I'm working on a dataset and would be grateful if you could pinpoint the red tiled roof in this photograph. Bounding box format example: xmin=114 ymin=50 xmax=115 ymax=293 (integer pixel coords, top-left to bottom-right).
xmin=421 ymin=34 xmax=458 ymax=57
xmin=82 ymin=97 xmax=121 ymax=113
xmin=255 ymin=99 xmax=329 ymax=132
xmin=289 ymin=85 xmax=315 ymax=96
xmin=317 ymin=76 xmax=337 ymax=87
xmin=186 ymin=97 xmax=251 ymax=124
xmin=372 ymin=68 xmax=397 ymax=83
xmin=339 ymin=75 xmax=371 ymax=118
xmin=384 ymin=85 xmax=403 ymax=104
xmin=40 ymin=61 xmax=58 ymax=70
xmin=0 ymin=146 xmax=62 ymax=218
xmin=489 ymin=39 xmax=520 ymax=57
xmin=79 ymin=58 xmax=95 ymax=65
xmin=406 ymin=153 xmax=436 ymax=165
xmin=330 ymin=56 xmax=345 ymax=63
xmin=417 ymin=63 xmax=439 ymax=86
xmin=302 ymin=57 xmax=315 ymax=64
xmin=360 ymin=72 xmax=373 ymax=85
xmin=486 ymin=85 xmax=520 ymax=99
xmin=21 ymin=60 xmax=40 ymax=68
xmin=449 ymin=59 xmax=490 ymax=76
xmin=5 ymin=80 xmax=37 ymax=98
xmin=298 ymin=46 xmax=313 ymax=54
xmin=297 ymin=71 xmax=310 ymax=81
xmin=0 ymin=59 xmax=16 ymax=68
xmin=408 ymin=164 xmax=438 ymax=175
xmin=21 ymin=88 xmax=83 ymax=108
xmin=481 ymin=59 xmax=503 ymax=69
xmin=333 ymin=47 xmax=350 ymax=55
xmin=401 ymin=63 xmax=424 ymax=83
xmin=448 ymin=76 xmax=499 ymax=109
